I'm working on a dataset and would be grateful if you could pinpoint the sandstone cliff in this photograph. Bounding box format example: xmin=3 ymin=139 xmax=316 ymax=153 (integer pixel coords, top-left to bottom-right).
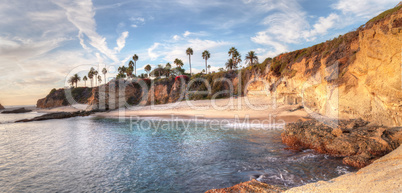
xmin=37 ymin=6 xmax=402 ymax=127
xmin=246 ymin=6 xmax=402 ymax=127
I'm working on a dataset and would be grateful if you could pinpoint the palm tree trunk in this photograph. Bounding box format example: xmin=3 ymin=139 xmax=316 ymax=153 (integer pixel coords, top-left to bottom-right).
xmin=104 ymin=75 xmax=106 ymax=84
xmin=134 ymin=62 xmax=136 ymax=76
xmin=205 ymin=59 xmax=207 ymax=74
xmin=189 ymin=55 xmax=192 ymax=76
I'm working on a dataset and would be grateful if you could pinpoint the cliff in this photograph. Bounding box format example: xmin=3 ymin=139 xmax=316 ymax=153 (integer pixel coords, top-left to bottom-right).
xmin=38 ymin=6 xmax=402 ymax=127
xmin=0 ymin=103 xmax=4 ymax=110
xmin=245 ymin=5 xmax=402 ymax=127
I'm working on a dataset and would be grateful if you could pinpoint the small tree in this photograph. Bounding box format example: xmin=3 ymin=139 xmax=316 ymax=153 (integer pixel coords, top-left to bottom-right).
xmin=174 ymin=58 xmax=184 ymax=68
xmin=144 ymin=64 xmax=152 ymax=77
xmin=207 ymin=65 xmax=211 ymax=74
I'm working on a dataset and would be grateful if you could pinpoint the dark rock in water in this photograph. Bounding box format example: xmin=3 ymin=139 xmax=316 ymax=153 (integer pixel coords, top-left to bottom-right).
xmin=206 ymin=179 xmax=286 ymax=193
xmin=2 ymin=108 xmax=32 ymax=114
xmin=281 ymin=118 xmax=402 ymax=168
xmin=0 ymin=103 xmax=4 ymax=110
xmin=15 ymin=110 xmax=101 ymax=123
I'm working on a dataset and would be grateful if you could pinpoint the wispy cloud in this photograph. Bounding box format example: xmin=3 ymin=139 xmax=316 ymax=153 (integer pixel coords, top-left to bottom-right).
xmin=52 ymin=0 xmax=122 ymax=62
xmin=115 ymin=31 xmax=129 ymax=52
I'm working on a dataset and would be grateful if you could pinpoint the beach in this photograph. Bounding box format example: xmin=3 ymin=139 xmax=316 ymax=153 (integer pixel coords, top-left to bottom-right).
xmin=96 ymin=96 xmax=310 ymax=124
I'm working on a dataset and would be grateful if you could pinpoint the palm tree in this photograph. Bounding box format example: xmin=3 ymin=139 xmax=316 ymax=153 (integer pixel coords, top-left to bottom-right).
xmin=165 ymin=62 xmax=172 ymax=77
xmin=208 ymin=65 xmax=211 ymax=74
xmin=98 ymin=75 xmax=102 ymax=85
xmin=174 ymin=58 xmax=184 ymax=68
xmin=144 ymin=64 xmax=152 ymax=77
xmin=94 ymin=70 xmax=98 ymax=86
xmin=228 ymin=47 xmax=241 ymax=69
xmin=117 ymin=66 xmax=127 ymax=79
xmin=102 ymin=67 xmax=107 ymax=84
xmin=88 ymin=67 xmax=95 ymax=87
xmin=133 ymin=54 xmax=138 ymax=76
xmin=225 ymin=58 xmax=236 ymax=71
xmin=202 ymin=50 xmax=210 ymax=74
xmin=69 ymin=74 xmax=81 ymax=88
xmin=68 ymin=76 xmax=74 ymax=87
xmin=186 ymin=47 xmax=193 ymax=75
xmin=127 ymin=65 xmax=134 ymax=79
xmin=83 ymin=76 xmax=88 ymax=87
xmin=245 ymin=51 xmax=258 ymax=66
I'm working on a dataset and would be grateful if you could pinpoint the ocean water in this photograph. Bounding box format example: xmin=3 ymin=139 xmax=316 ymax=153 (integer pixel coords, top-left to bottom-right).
xmin=0 ymin=114 xmax=356 ymax=192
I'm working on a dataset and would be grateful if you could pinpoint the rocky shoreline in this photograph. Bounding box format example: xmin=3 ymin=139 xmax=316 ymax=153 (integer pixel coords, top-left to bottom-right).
xmin=15 ymin=110 xmax=103 ymax=123
xmin=207 ymin=118 xmax=402 ymax=192
xmin=2 ymin=107 xmax=32 ymax=114
xmin=282 ymin=118 xmax=402 ymax=168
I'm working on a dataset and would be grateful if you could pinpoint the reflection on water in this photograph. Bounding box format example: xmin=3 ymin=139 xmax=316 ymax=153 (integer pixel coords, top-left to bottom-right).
xmin=0 ymin=116 xmax=356 ymax=192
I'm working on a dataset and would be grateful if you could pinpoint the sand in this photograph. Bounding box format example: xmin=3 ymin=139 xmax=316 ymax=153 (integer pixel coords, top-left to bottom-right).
xmin=96 ymin=96 xmax=310 ymax=123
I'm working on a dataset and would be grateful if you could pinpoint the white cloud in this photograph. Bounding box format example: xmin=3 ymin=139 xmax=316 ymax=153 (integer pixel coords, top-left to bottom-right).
xmin=52 ymin=0 xmax=120 ymax=62
xmin=183 ymin=31 xmax=191 ymax=37
xmin=303 ymin=13 xmax=340 ymax=41
xmin=148 ymin=42 xmax=160 ymax=60
xmin=115 ymin=31 xmax=129 ymax=52
xmin=173 ymin=35 xmax=181 ymax=41
xmin=131 ymin=24 xmax=138 ymax=28
xmin=130 ymin=17 xmax=145 ymax=23
xmin=333 ymin=0 xmax=397 ymax=19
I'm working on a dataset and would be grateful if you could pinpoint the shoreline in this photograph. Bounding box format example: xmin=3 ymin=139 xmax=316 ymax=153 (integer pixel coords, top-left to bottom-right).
xmin=30 ymin=97 xmax=401 ymax=192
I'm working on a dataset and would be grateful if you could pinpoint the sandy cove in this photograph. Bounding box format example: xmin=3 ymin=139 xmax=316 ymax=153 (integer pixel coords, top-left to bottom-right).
xmin=95 ymin=96 xmax=310 ymax=123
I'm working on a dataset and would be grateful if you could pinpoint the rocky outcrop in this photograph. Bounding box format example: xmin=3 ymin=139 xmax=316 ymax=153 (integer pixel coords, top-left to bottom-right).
xmin=1 ymin=108 xmax=32 ymax=114
xmin=206 ymin=179 xmax=286 ymax=193
xmin=282 ymin=119 xmax=402 ymax=168
xmin=0 ymin=103 xmax=4 ymax=110
xmin=37 ymin=88 xmax=93 ymax=108
xmin=15 ymin=110 xmax=98 ymax=123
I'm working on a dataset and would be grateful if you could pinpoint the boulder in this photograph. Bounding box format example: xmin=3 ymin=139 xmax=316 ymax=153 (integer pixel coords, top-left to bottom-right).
xmin=282 ymin=118 xmax=402 ymax=168
xmin=206 ymin=179 xmax=286 ymax=193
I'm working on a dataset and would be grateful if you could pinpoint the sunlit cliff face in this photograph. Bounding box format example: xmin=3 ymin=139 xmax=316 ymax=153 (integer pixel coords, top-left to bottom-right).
xmin=0 ymin=0 xmax=397 ymax=106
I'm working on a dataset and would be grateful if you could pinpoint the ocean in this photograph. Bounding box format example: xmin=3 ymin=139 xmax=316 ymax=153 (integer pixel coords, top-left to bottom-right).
xmin=0 ymin=113 xmax=356 ymax=192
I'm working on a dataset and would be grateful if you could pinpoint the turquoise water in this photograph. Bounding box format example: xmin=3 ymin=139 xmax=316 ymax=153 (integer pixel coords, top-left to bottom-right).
xmin=0 ymin=115 xmax=356 ymax=192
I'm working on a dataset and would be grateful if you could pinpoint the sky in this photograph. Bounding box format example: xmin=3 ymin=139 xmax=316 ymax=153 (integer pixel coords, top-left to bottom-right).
xmin=0 ymin=0 xmax=398 ymax=106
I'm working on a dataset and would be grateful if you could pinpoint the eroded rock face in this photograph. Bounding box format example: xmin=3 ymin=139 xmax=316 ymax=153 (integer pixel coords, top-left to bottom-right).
xmin=0 ymin=103 xmax=4 ymax=110
xmin=206 ymin=179 xmax=286 ymax=193
xmin=282 ymin=119 xmax=402 ymax=168
xmin=245 ymin=8 xmax=402 ymax=127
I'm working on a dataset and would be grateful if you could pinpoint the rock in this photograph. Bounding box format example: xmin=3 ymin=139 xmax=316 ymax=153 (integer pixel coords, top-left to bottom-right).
xmin=0 ymin=103 xmax=4 ymax=110
xmin=15 ymin=110 xmax=99 ymax=123
xmin=206 ymin=179 xmax=286 ymax=193
xmin=1 ymin=108 xmax=32 ymax=114
xmin=282 ymin=118 xmax=402 ymax=168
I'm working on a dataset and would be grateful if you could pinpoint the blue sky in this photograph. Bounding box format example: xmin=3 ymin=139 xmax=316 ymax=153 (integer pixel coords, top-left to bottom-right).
xmin=0 ymin=0 xmax=398 ymax=105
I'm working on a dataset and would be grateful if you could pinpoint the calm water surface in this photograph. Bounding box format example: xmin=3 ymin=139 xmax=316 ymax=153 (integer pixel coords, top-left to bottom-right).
xmin=0 ymin=115 xmax=356 ymax=192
